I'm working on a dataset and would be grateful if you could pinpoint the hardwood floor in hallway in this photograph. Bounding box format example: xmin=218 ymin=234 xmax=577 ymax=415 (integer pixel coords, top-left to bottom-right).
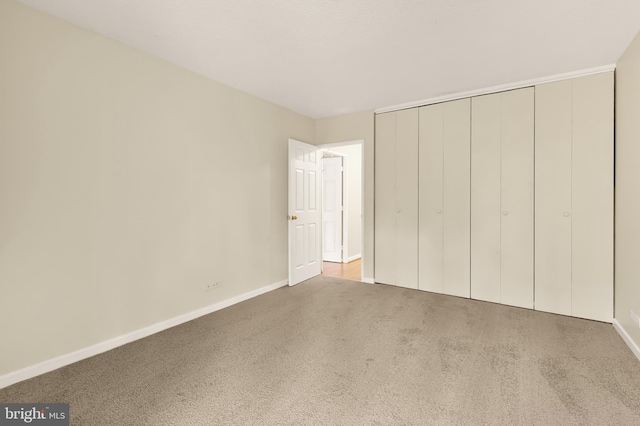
xmin=322 ymin=258 xmax=361 ymax=281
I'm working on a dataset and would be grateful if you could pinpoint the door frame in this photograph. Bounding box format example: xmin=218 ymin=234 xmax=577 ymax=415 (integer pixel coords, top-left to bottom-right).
xmin=318 ymin=140 xmax=365 ymax=279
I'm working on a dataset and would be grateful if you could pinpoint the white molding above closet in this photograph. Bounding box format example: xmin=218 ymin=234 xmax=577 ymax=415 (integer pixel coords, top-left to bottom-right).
xmin=374 ymin=64 xmax=616 ymax=114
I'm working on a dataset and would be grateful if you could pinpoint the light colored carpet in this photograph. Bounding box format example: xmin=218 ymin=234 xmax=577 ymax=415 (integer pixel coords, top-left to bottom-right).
xmin=2 ymin=275 xmax=640 ymax=425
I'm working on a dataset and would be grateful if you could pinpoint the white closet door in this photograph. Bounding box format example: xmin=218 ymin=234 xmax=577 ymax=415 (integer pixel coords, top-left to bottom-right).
xmin=442 ymin=99 xmax=471 ymax=298
xmin=471 ymin=94 xmax=502 ymax=303
xmin=419 ymin=99 xmax=471 ymax=297
xmin=572 ymin=72 xmax=614 ymax=322
xmin=395 ymin=108 xmax=419 ymax=289
xmin=418 ymin=104 xmax=444 ymax=293
xmin=472 ymin=89 xmax=534 ymax=307
xmin=500 ymin=88 xmax=534 ymax=309
xmin=374 ymin=112 xmax=396 ymax=285
xmin=535 ymin=80 xmax=573 ymax=316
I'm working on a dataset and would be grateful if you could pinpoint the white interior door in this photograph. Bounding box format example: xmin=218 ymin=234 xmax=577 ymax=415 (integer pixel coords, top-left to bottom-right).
xmin=374 ymin=113 xmax=396 ymax=285
xmin=419 ymin=99 xmax=470 ymax=297
xmin=535 ymin=73 xmax=613 ymax=322
xmin=322 ymin=156 xmax=343 ymax=263
xmin=471 ymin=93 xmax=502 ymax=303
xmin=571 ymin=72 xmax=613 ymax=322
xmin=394 ymin=108 xmax=419 ymax=289
xmin=535 ymin=79 xmax=573 ymax=316
xmin=289 ymin=139 xmax=322 ymax=285
xmin=500 ymin=88 xmax=534 ymax=309
xmin=418 ymin=104 xmax=444 ymax=293
xmin=471 ymin=88 xmax=534 ymax=308
xmin=442 ymin=98 xmax=471 ymax=298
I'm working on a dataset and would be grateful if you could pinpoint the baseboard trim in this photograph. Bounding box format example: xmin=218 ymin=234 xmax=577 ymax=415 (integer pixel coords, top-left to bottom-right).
xmin=362 ymin=277 xmax=375 ymax=284
xmin=375 ymin=64 xmax=616 ymax=114
xmin=613 ymin=319 xmax=640 ymax=362
xmin=0 ymin=279 xmax=288 ymax=390
xmin=347 ymin=254 xmax=362 ymax=263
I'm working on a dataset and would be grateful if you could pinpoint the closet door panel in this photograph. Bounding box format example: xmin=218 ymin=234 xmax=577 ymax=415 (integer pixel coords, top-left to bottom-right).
xmin=443 ymin=99 xmax=471 ymax=298
xmin=500 ymin=88 xmax=534 ymax=309
xmin=471 ymin=94 xmax=502 ymax=303
xmin=418 ymin=104 xmax=444 ymax=293
xmin=535 ymin=80 xmax=572 ymax=316
xmin=374 ymin=112 xmax=396 ymax=285
xmin=395 ymin=108 xmax=419 ymax=289
xmin=572 ymin=72 xmax=614 ymax=322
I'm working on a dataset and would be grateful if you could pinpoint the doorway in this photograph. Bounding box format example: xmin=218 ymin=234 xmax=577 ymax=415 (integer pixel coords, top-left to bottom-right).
xmin=319 ymin=140 xmax=364 ymax=281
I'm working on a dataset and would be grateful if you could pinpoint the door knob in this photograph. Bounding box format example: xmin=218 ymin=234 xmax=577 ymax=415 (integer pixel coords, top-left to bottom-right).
xmin=291 ymin=215 xmax=298 ymax=220
xmin=436 ymin=209 xmax=442 ymax=214
xmin=397 ymin=209 xmax=401 ymax=213
xmin=563 ymin=212 xmax=570 ymax=217
xmin=503 ymin=211 xmax=509 ymax=216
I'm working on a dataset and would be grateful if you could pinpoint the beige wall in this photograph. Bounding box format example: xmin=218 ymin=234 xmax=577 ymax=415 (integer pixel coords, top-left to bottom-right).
xmin=325 ymin=144 xmax=362 ymax=260
xmin=615 ymin=31 xmax=640 ymax=348
xmin=0 ymin=0 xmax=314 ymax=376
xmin=316 ymin=111 xmax=375 ymax=280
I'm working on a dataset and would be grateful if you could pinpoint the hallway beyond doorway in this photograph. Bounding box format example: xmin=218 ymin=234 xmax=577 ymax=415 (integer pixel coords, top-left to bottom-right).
xmin=322 ymin=258 xmax=361 ymax=282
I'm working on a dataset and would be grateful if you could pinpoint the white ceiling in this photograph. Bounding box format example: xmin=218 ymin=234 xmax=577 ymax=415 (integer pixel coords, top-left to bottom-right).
xmin=18 ymin=0 xmax=640 ymax=119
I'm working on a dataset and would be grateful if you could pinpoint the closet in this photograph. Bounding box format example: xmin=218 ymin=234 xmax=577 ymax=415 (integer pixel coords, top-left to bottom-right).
xmin=374 ymin=109 xmax=418 ymax=289
xmin=470 ymin=88 xmax=535 ymax=309
xmin=535 ymin=72 xmax=613 ymax=322
xmin=418 ymin=99 xmax=471 ymax=297
xmin=373 ymin=72 xmax=613 ymax=322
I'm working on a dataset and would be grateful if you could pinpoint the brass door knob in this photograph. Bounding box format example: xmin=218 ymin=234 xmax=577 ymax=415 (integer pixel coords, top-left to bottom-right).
xmin=291 ymin=215 xmax=298 ymax=220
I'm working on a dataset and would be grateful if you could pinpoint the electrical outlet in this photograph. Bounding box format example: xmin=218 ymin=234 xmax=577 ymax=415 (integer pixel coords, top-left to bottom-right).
xmin=631 ymin=310 xmax=640 ymax=328
xmin=203 ymin=281 xmax=221 ymax=292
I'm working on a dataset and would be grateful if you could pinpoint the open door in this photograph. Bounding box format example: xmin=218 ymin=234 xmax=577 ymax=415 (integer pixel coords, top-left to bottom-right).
xmin=322 ymin=155 xmax=345 ymax=263
xmin=288 ymin=139 xmax=322 ymax=285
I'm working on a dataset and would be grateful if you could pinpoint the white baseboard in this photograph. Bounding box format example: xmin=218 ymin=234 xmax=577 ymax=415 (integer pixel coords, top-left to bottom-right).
xmin=613 ymin=319 xmax=640 ymax=362
xmin=346 ymin=254 xmax=362 ymax=263
xmin=362 ymin=277 xmax=375 ymax=284
xmin=0 ymin=279 xmax=288 ymax=390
